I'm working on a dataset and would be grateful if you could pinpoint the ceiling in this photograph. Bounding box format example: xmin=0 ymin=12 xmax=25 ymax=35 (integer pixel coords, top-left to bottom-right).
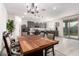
xmin=4 ymin=3 xmax=79 ymax=22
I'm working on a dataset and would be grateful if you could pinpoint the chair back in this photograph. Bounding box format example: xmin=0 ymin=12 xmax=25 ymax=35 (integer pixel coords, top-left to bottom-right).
xmin=39 ymin=32 xmax=45 ymax=37
xmin=3 ymin=31 xmax=11 ymax=56
xmin=46 ymin=31 xmax=55 ymax=40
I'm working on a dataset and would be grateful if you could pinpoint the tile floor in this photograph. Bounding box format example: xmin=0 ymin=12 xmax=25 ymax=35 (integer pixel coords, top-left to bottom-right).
xmin=54 ymin=37 xmax=79 ymax=56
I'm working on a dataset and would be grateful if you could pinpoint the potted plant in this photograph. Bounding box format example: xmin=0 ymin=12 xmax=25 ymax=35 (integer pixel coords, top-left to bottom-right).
xmin=6 ymin=19 xmax=14 ymax=33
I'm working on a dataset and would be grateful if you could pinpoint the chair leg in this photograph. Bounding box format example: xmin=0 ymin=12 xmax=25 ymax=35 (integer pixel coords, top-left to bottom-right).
xmin=52 ymin=46 xmax=55 ymax=56
xmin=45 ymin=45 xmax=55 ymax=56
xmin=45 ymin=49 xmax=47 ymax=56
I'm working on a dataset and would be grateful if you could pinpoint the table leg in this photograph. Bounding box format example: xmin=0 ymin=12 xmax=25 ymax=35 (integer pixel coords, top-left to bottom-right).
xmin=45 ymin=49 xmax=47 ymax=56
xmin=52 ymin=46 xmax=55 ymax=56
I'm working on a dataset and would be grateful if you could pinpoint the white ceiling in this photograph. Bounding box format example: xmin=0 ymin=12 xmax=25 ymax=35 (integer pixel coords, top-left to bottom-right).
xmin=4 ymin=3 xmax=79 ymax=21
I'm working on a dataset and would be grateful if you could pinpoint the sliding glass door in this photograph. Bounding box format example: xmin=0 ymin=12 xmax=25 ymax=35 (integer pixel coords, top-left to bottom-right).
xmin=63 ymin=21 xmax=70 ymax=37
xmin=63 ymin=18 xmax=78 ymax=39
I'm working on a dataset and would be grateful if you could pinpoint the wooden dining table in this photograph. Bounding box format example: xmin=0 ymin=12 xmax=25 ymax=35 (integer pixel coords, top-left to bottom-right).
xmin=18 ymin=35 xmax=58 ymax=56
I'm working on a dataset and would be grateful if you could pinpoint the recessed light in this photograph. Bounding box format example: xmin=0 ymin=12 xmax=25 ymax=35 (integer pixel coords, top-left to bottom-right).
xmin=24 ymin=13 xmax=27 ymax=15
xmin=22 ymin=16 xmax=24 ymax=18
xmin=53 ymin=7 xmax=56 ymax=10
xmin=42 ymin=9 xmax=46 ymax=11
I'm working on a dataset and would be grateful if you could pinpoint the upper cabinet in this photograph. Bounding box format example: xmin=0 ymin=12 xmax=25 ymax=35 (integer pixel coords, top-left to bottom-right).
xmin=27 ymin=21 xmax=47 ymax=28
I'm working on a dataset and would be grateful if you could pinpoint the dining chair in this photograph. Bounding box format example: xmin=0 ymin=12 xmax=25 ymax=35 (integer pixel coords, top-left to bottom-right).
xmin=39 ymin=32 xmax=45 ymax=37
xmin=45 ymin=31 xmax=55 ymax=56
xmin=3 ymin=31 xmax=21 ymax=56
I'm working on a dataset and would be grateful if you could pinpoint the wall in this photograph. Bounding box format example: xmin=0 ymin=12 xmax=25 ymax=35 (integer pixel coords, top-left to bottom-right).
xmin=46 ymin=20 xmax=55 ymax=30
xmin=22 ymin=20 xmax=27 ymax=27
xmin=58 ymin=19 xmax=64 ymax=37
xmin=46 ymin=19 xmax=64 ymax=37
xmin=14 ymin=16 xmax=22 ymax=41
xmin=0 ymin=4 xmax=8 ymax=51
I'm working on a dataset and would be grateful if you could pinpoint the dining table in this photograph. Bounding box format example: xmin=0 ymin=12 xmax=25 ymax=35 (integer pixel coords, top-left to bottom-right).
xmin=18 ymin=35 xmax=58 ymax=56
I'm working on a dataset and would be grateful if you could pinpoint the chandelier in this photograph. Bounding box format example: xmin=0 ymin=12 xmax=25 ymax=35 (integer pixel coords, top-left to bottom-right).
xmin=26 ymin=3 xmax=39 ymax=14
